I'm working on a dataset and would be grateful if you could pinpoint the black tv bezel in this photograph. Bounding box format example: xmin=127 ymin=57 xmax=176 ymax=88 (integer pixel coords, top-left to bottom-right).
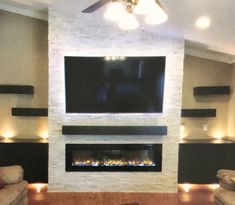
xmin=64 ymin=56 xmax=166 ymax=114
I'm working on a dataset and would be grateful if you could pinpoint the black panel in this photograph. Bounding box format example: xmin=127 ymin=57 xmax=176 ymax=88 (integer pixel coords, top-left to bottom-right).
xmin=0 ymin=142 xmax=48 ymax=183
xmin=0 ymin=85 xmax=34 ymax=94
xmin=12 ymin=108 xmax=48 ymax=117
xmin=194 ymin=86 xmax=230 ymax=95
xmin=66 ymin=144 xmax=162 ymax=172
xmin=181 ymin=109 xmax=216 ymax=117
xmin=62 ymin=126 xmax=167 ymax=135
xmin=178 ymin=143 xmax=235 ymax=184
xmin=65 ymin=57 xmax=165 ymax=113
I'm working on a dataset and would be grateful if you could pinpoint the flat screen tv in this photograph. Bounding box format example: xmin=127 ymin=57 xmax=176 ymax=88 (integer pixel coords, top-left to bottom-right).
xmin=65 ymin=56 xmax=165 ymax=113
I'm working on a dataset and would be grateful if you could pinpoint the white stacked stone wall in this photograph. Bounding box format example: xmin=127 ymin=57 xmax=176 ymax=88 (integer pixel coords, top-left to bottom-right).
xmin=48 ymin=9 xmax=184 ymax=192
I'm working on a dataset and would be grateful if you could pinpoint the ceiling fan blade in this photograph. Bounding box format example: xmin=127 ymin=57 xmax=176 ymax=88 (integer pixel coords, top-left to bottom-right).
xmin=82 ymin=0 xmax=111 ymax=13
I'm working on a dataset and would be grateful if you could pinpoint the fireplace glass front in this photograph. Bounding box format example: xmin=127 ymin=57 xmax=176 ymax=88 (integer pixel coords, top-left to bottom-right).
xmin=66 ymin=144 xmax=162 ymax=172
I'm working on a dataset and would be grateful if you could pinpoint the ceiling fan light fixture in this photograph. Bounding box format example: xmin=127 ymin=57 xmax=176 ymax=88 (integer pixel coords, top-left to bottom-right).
xmin=104 ymin=1 xmax=126 ymax=22
xmin=118 ymin=13 xmax=139 ymax=30
xmin=102 ymin=0 xmax=168 ymax=30
xmin=134 ymin=0 xmax=166 ymax=15
xmin=134 ymin=0 xmax=168 ymax=25
xmin=134 ymin=0 xmax=154 ymax=15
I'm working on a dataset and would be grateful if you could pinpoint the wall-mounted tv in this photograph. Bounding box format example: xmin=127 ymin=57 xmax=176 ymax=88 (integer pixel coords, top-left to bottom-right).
xmin=65 ymin=56 xmax=165 ymax=113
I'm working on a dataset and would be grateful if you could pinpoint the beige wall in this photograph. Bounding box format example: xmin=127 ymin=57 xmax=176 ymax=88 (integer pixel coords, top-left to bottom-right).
xmin=227 ymin=63 xmax=235 ymax=138
xmin=182 ymin=55 xmax=233 ymax=139
xmin=0 ymin=10 xmax=48 ymax=139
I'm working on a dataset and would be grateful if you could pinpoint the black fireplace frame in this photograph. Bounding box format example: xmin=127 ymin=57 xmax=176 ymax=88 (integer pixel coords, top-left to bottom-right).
xmin=66 ymin=144 xmax=162 ymax=172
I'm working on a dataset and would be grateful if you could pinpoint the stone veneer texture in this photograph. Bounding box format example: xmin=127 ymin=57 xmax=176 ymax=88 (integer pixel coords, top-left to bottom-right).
xmin=48 ymin=9 xmax=184 ymax=193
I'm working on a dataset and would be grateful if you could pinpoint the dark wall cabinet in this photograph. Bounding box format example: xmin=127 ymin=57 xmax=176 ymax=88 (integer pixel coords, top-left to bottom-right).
xmin=0 ymin=142 xmax=48 ymax=183
xmin=1 ymin=142 xmax=235 ymax=184
xmin=178 ymin=143 xmax=235 ymax=184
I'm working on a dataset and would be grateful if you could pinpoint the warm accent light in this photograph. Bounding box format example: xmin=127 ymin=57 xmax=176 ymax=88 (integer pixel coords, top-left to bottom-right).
xmin=182 ymin=183 xmax=191 ymax=192
xmin=195 ymin=16 xmax=211 ymax=29
xmin=33 ymin=183 xmax=47 ymax=193
xmin=180 ymin=124 xmax=187 ymax=139
xmin=104 ymin=2 xmax=126 ymax=22
xmin=180 ymin=192 xmax=192 ymax=202
xmin=207 ymin=184 xmax=220 ymax=190
xmin=40 ymin=132 xmax=48 ymax=140
xmin=2 ymin=131 xmax=14 ymax=139
xmin=213 ymin=132 xmax=224 ymax=140
xmin=118 ymin=13 xmax=139 ymax=30
xmin=104 ymin=0 xmax=168 ymax=30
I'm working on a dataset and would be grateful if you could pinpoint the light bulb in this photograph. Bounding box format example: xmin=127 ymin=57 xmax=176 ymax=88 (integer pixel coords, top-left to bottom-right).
xmin=213 ymin=132 xmax=224 ymax=140
xmin=2 ymin=131 xmax=14 ymax=139
xmin=182 ymin=183 xmax=191 ymax=192
xmin=134 ymin=0 xmax=168 ymax=25
xmin=41 ymin=132 xmax=48 ymax=140
xmin=144 ymin=2 xmax=168 ymax=25
xmin=104 ymin=2 xmax=126 ymax=22
xmin=33 ymin=183 xmax=47 ymax=193
xmin=195 ymin=16 xmax=210 ymax=29
xmin=134 ymin=0 xmax=155 ymax=15
xmin=118 ymin=13 xmax=139 ymax=30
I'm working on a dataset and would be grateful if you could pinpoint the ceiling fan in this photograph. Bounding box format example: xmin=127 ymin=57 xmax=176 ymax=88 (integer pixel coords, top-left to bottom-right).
xmin=82 ymin=0 xmax=164 ymax=13
xmin=81 ymin=0 xmax=165 ymax=13
xmin=82 ymin=0 xmax=168 ymax=30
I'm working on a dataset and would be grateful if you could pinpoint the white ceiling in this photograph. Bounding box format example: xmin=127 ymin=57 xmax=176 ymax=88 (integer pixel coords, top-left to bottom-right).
xmin=0 ymin=0 xmax=235 ymax=62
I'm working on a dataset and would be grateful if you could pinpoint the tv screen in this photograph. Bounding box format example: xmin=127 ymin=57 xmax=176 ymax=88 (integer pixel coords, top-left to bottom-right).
xmin=65 ymin=56 xmax=165 ymax=113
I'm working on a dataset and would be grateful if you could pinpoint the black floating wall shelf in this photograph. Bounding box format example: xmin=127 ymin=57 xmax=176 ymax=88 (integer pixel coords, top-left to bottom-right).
xmin=194 ymin=86 xmax=230 ymax=95
xmin=181 ymin=109 xmax=216 ymax=118
xmin=0 ymin=85 xmax=34 ymax=94
xmin=12 ymin=108 xmax=48 ymax=117
xmin=62 ymin=126 xmax=167 ymax=135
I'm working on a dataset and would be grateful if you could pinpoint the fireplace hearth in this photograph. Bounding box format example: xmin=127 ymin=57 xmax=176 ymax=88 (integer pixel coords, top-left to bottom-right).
xmin=66 ymin=144 xmax=162 ymax=172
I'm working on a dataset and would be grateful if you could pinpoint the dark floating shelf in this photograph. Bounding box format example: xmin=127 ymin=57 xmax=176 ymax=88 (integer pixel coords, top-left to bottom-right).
xmin=194 ymin=86 xmax=230 ymax=95
xmin=0 ymin=85 xmax=34 ymax=94
xmin=12 ymin=108 xmax=48 ymax=117
xmin=181 ymin=109 xmax=216 ymax=117
xmin=62 ymin=126 xmax=167 ymax=136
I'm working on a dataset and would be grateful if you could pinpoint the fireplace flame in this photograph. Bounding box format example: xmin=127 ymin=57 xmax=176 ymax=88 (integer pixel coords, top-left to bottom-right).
xmin=72 ymin=159 xmax=156 ymax=167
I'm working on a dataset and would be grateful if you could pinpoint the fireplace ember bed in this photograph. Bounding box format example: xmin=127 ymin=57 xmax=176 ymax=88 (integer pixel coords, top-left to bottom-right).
xmin=66 ymin=144 xmax=162 ymax=172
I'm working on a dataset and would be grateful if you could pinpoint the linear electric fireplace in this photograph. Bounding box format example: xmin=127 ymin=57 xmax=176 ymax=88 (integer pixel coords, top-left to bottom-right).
xmin=66 ymin=144 xmax=162 ymax=172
